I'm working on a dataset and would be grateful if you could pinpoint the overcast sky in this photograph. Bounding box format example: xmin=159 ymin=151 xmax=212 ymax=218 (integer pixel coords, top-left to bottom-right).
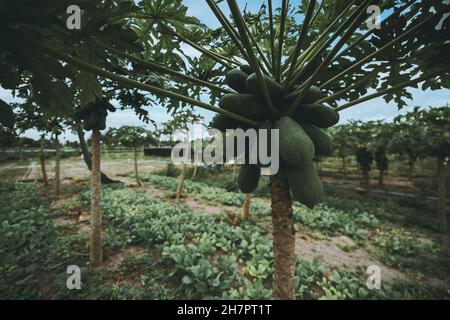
xmin=1 ymin=0 xmax=448 ymax=141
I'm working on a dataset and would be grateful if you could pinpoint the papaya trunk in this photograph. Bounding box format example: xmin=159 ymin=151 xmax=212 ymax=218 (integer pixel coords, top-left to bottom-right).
xmin=90 ymin=129 xmax=103 ymax=267
xmin=192 ymin=165 xmax=198 ymax=179
xmin=342 ymin=157 xmax=347 ymax=177
xmin=233 ymin=159 xmax=238 ymax=181
xmin=176 ymin=163 xmax=187 ymax=201
xmin=39 ymin=136 xmax=49 ymax=187
xmin=55 ymin=134 xmax=61 ymax=196
xmin=379 ymin=169 xmax=384 ymax=186
xmin=437 ymin=156 xmax=447 ymax=231
xmin=76 ymin=125 xmax=116 ymax=184
xmin=270 ymin=166 xmax=296 ymax=300
xmin=408 ymin=161 xmax=414 ymax=180
xmin=134 ymin=146 xmax=141 ymax=186
xmin=243 ymin=193 xmax=251 ymax=221
xmin=363 ymin=170 xmax=370 ymax=191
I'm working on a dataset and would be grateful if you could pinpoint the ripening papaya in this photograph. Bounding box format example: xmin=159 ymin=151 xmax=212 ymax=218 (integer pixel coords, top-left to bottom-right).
xmin=211 ymin=114 xmax=247 ymax=132
xmin=248 ymin=121 xmax=274 ymax=167
xmin=285 ymin=160 xmax=323 ymax=209
xmin=246 ymin=73 xmax=283 ymax=101
xmin=88 ymin=112 xmax=99 ymax=128
xmin=300 ymin=122 xmax=334 ymax=156
xmin=275 ymin=116 xmax=315 ymax=165
xmin=98 ymin=116 xmax=106 ymax=131
xmin=293 ymin=104 xmax=340 ymax=128
xmin=285 ymin=86 xmax=326 ymax=105
xmin=240 ymin=64 xmax=253 ymax=75
xmin=238 ymin=164 xmax=261 ymax=193
xmin=219 ymin=94 xmax=271 ymax=121
xmin=225 ymin=69 xmax=249 ymax=93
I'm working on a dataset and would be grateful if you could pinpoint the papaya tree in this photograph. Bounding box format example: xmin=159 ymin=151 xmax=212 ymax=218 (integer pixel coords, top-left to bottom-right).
xmin=329 ymin=124 xmax=353 ymax=177
xmin=347 ymin=120 xmax=376 ymax=189
xmin=369 ymin=121 xmax=393 ymax=186
xmin=1 ymin=0 xmax=449 ymax=299
xmin=161 ymin=110 xmax=203 ymax=200
xmin=420 ymin=107 xmax=449 ymax=231
xmin=390 ymin=107 xmax=427 ymax=179
xmin=75 ymin=98 xmax=116 ymax=266
xmin=107 ymin=125 xmax=157 ymax=186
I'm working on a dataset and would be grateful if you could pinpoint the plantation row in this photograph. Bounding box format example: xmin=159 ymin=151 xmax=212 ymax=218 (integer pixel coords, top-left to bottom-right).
xmin=1 ymin=177 xmax=448 ymax=300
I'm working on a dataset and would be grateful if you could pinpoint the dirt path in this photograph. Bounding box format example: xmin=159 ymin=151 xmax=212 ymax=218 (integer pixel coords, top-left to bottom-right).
xmin=295 ymin=234 xmax=406 ymax=282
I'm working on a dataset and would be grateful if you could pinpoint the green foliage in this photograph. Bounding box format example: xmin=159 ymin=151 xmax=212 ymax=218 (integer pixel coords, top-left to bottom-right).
xmin=0 ymin=182 xmax=55 ymax=299
xmin=294 ymin=203 xmax=379 ymax=243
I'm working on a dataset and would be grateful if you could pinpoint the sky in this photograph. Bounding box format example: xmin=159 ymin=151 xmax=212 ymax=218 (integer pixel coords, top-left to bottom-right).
xmin=1 ymin=0 xmax=449 ymax=141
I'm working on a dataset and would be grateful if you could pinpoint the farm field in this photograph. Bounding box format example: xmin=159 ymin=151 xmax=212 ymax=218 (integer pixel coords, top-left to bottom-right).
xmin=1 ymin=154 xmax=449 ymax=300
xmin=1 ymin=0 xmax=449 ymax=304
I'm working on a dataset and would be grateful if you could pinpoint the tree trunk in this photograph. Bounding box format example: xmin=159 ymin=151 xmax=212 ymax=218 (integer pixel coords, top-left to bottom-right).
xmin=233 ymin=159 xmax=238 ymax=181
xmin=437 ymin=156 xmax=447 ymax=232
xmin=39 ymin=136 xmax=49 ymax=187
xmin=176 ymin=163 xmax=187 ymax=201
xmin=76 ymin=125 xmax=116 ymax=184
xmin=192 ymin=165 xmax=198 ymax=179
xmin=342 ymin=157 xmax=347 ymax=178
xmin=54 ymin=134 xmax=61 ymax=196
xmin=243 ymin=193 xmax=251 ymax=221
xmin=134 ymin=146 xmax=141 ymax=186
xmin=378 ymin=169 xmax=384 ymax=186
xmin=270 ymin=166 xmax=296 ymax=300
xmin=363 ymin=170 xmax=370 ymax=191
xmin=408 ymin=161 xmax=414 ymax=180
xmin=90 ymin=129 xmax=103 ymax=267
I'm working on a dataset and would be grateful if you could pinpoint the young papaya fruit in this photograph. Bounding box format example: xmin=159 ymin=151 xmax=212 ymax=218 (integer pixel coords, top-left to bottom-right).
xmin=275 ymin=116 xmax=315 ymax=165
xmin=219 ymin=94 xmax=271 ymax=121
xmin=246 ymin=73 xmax=283 ymax=101
xmin=98 ymin=118 xmax=106 ymax=130
xmin=225 ymin=69 xmax=249 ymax=93
xmin=238 ymin=164 xmax=261 ymax=193
xmin=285 ymin=160 xmax=323 ymax=209
xmin=211 ymin=114 xmax=247 ymax=132
xmin=300 ymin=122 xmax=334 ymax=156
xmin=0 ymin=99 xmax=14 ymax=129
xmin=293 ymin=104 xmax=340 ymax=128
xmin=248 ymin=121 xmax=274 ymax=167
xmin=88 ymin=112 xmax=99 ymax=129
xmin=240 ymin=64 xmax=253 ymax=75
xmin=285 ymin=86 xmax=326 ymax=105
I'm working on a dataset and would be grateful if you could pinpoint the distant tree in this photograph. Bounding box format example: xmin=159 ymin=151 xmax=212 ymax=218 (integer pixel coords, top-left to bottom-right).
xmin=420 ymin=107 xmax=449 ymax=231
xmin=107 ymin=126 xmax=157 ymax=186
xmin=390 ymin=108 xmax=428 ymax=179
xmin=370 ymin=122 xmax=394 ymax=186
xmin=330 ymin=125 xmax=353 ymax=177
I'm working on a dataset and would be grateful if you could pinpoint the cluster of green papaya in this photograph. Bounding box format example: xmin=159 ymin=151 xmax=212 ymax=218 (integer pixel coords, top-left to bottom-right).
xmin=75 ymin=99 xmax=116 ymax=131
xmin=212 ymin=65 xmax=340 ymax=209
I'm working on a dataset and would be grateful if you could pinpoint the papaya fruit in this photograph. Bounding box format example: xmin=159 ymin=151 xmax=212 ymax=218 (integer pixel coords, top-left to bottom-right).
xmin=219 ymin=94 xmax=271 ymax=121
xmin=238 ymin=164 xmax=261 ymax=193
xmin=225 ymin=69 xmax=249 ymax=93
xmin=249 ymin=121 xmax=274 ymax=167
xmin=285 ymin=160 xmax=323 ymax=209
xmin=211 ymin=114 xmax=247 ymax=132
xmin=0 ymin=99 xmax=14 ymax=129
xmin=88 ymin=112 xmax=99 ymax=128
xmin=293 ymin=104 xmax=340 ymax=128
xmin=275 ymin=116 xmax=315 ymax=165
xmin=98 ymin=117 xmax=106 ymax=131
xmin=240 ymin=64 xmax=253 ymax=75
xmin=300 ymin=123 xmax=334 ymax=156
xmin=246 ymin=73 xmax=283 ymax=101
xmin=285 ymin=86 xmax=326 ymax=105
